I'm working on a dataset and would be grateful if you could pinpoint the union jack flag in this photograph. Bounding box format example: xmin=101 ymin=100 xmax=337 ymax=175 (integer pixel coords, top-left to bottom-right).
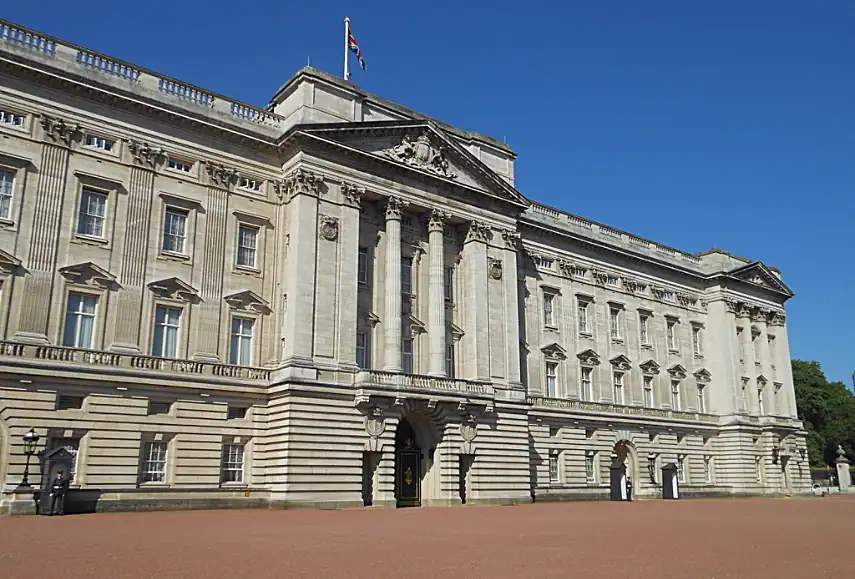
xmin=348 ymin=27 xmax=366 ymax=70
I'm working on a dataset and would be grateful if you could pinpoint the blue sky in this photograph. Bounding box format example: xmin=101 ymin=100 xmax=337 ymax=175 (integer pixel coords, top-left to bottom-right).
xmin=4 ymin=2 xmax=853 ymax=384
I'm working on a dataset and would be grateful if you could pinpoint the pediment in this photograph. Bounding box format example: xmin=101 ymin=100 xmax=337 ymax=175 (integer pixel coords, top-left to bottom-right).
xmin=448 ymin=321 xmax=465 ymax=339
xmin=609 ymin=354 xmax=632 ymax=371
xmin=58 ymin=262 xmax=117 ymax=289
xmin=727 ymin=262 xmax=793 ymax=297
xmin=576 ymin=348 xmax=601 ymax=366
xmin=639 ymin=359 xmax=661 ymax=375
xmin=667 ymin=364 xmax=688 ymax=379
xmin=693 ymin=368 xmax=711 ymax=383
xmin=147 ymin=277 xmax=199 ymax=302
xmin=224 ymin=290 xmax=271 ymax=314
xmin=363 ymin=311 xmax=382 ymax=327
xmin=541 ymin=342 xmax=568 ymax=360
xmin=0 ymin=248 xmax=22 ymax=276
xmin=289 ymin=121 xmax=529 ymax=208
xmin=408 ymin=314 xmax=427 ymax=334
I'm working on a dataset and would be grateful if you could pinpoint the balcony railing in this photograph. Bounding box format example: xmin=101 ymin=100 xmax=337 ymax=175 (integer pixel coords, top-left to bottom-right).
xmin=0 ymin=341 xmax=271 ymax=382
xmin=527 ymin=396 xmax=718 ymax=423
xmin=356 ymin=370 xmax=494 ymax=398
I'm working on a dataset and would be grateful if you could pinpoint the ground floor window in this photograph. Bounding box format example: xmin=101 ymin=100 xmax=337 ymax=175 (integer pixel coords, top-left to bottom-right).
xmin=140 ymin=441 xmax=167 ymax=483
xmin=221 ymin=444 xmax=245 ymax=483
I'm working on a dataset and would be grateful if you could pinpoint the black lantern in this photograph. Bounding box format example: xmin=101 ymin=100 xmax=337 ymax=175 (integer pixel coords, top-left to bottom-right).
xmin=772 ymin=446 xmax=780 ymax=465
xmin=21 ymin=427 xmax=39 ymax=487
xmin=647 ymin=452 xmax=657 ymax=483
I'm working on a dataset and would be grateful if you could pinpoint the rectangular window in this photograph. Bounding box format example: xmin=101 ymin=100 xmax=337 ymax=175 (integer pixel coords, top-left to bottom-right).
xmin=445 ymin=342 xmax=455 ymax=378
xmin=752 ymin=330 xmax=761 ymax=361
xmin=401 ymin=257 xmax=413 ymax=296
xmin=545 ymin=362 xmax=558 ymax=397
xmin=77 ymin=188 xmax=107 ymax=238
xmin=677 ymin=457 xmax=685 ymax=483
xmin=606 ymin=276 xmax=618 ymax=287
xmin=140 ymin=441 xmax=167 ymax=483
xmin=577 ymin=299 xmax=589 ymax=334
xmin=57 ymin=395 xmax=84 ymax=411
xmin=443 ymin=266 xmax=454 ymax=301
xmin=355 ymin=332 xmax=368 ymax=369
xmin=643 ymin=376 xmax=654 ymax=408
xmin=84 ymin=135 xmax=113 ymax=151
xmin=148 ymin=401 xmax=172 ymax=415
xmin=549 ymin=452 xmax=559 ymax=483
xmin=239 ymin=177 xmax=261 ymax=191
xmin=671 ymin=380 xmax=681 ymax=411
xmin=580 ymin=367 xmax=593 ymax=401
xmin=736 ymin=327 xmax=744 ymax=361
xmin=227 ymin=406 xmax=248 ymax=420
xmin=236 ymin=225 xmax=259 ymax=268
xmin=0 ymin=169 xmax=14 ymax=220
xmin=357 ymin=247 xmax=369 ymax=285
xmin=152 ymin=305 xmax=181 ymax=358
xmin=768 ymin=335 xmax=776 ymax=364
xmin=229 ymin=317 xmax=254 ymax=366
xmin=62 ymin=293 xmax=97 ymax=349
xmin=221 ymin=444 xmax=245 ymax=483
xmin=639 ymin=313 xmax=649 ymax=345
xmin=703 ymin=456 xmax=712 ymax=483
xmin=0 ymin=109 xmax=24 ymax=126
xmin=756 ymin=457 xmax=763 ymax=482
xmin=162 ymin=208 xmax=188 ymax=254
xmin=49 ymin=437 xmax=80 ymax=482
xmin=667 ymin=320 xmax=677 ymax=350
xmin=402 ymin=323 xmax=413 ymax=374
xmin=543 ymin=292 xmax=556 ymax=327
xmin=609 ymin=307 xmax=621 ymax=339
xmin=741 ymin=378 xmax=749 ymax=411
xmin=758 ymin=385 xmax=765 ymax=415
xmin=697 ymin=385 xmax=706 ymax=413
xmin=585 ymin=455 xmax=595 ymax=483
xmin=167 ymin=158 xmax=192 ymax=172
xmin=692 ymin=326 xmax=702 ymax=355
xmin=613 ymin=372 xmax=624 ymax=405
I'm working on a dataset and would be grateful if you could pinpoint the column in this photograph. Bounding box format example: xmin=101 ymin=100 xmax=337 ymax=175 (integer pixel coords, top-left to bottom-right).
xmin=383 ymin=197 xmax=408 ymax=372
xmin=462 ymin=221 xmax=491 ymax=381
xmin=427 ymin=210 xmax=447 ymax=377
xmin=738 ymin=304 xmax=756 ymax=414
xmin=502 ymin=230 xmax=523 ymax=388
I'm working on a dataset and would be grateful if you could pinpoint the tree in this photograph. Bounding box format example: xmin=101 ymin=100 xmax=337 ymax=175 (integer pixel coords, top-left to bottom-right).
xmin=792 ymin=360 xmax=855 ymax=466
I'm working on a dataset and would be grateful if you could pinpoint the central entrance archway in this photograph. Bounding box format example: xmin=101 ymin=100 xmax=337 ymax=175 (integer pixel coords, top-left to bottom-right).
xmin=613 ymin=440 xmax=639 ymax=488
xmin=395 ymin=417 xmax=422 ymax=507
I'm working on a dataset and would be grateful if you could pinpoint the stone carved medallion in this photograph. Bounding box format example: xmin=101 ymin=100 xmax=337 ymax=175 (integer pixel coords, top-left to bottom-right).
xmin=319 ymin=215 xmax=339 ymax=241
xmin=383 ymin=132 xmax=457 ymax=179
xmin=488 ymin=258 xmax=503 ymax=280
xmin=366 ymin=415 xmax=385 ymax=438
xmin=460 ymin=423 xmax=477 ymax=443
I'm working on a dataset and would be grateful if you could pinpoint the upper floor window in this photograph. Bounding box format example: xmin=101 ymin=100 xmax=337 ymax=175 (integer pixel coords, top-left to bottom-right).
xmin=638 ymin=313 xmax=650 ymax=345
xmin=643 ymin=376 xmax=654 ymax=408
xmin=229 ymin=317 xmax=254 ymax=366
xmin=767 ymin=335 xmax=776 ymax=364
xmin=236 ymin=225 xmax=259 ymax=268
xmin=671 ymin=380 xmax=681 ymax=411
xmin=62 ymin=293 xmax=97 ymax=348
xmin=752 ymin=328 xmax=761 ymax=361
xmin=0 ymin=109 xmax=24 ymax=126
xmin=357 ymin=247 xmax=369 ymax=285
xmin=238 ymin=177 xmax=261 ymax=192
xmin=77 ymin=188 xmax=107 ymax=238
xmin=666 ymin=319 xmax=678 ymax=350
xmin=167 ymin=158 xmax=192 ymax=172
xmin=401 ymin=322 xmax=413 ymax=374
xmin=577 ymin=299 xmax=590 ymax=334
xmin=612 ymin=372 xmax=624 ymax=405
xmin=697 ymin=384 xmax=706 ymax=413
xmin=580 ymin=367 xmax=593 ymax=401
xmin=163 ymin=208 xmax=188 ymax=254
xmin=736 ymin=327 xmax=744 ymax=360
xmin=543 ymin=292 xmax=556 ymax=327
xmin=609 ymin=307 xmax=621 ymax=340
xmin=401 ymin=257 xmax=413 ymax=296
xmin=741 ymin=378 xmax=749 ymax=411
xmin=605 ymin=276 xmax=618 ymax=287
xmin=356 ymin=332 xmax=368 ymax=369
xmin=445 ymin=341 xmax=455 ymax=378
xmin=84 ymin=135 xmax=114 ymax=151
xmin=0 ymin=169 xmax=13 ymax=220
xmin=757 ymin=382 xmax=766 ymax=415
xmin=692 ymin=326 xmax=703 ymax=356
xmin=545 ymin=362 xmax=558 ymax=397
xmin=443 ymin=266 xmax=454 ymax=301
xmin=152 ymin=305 xmax=181 ymax=358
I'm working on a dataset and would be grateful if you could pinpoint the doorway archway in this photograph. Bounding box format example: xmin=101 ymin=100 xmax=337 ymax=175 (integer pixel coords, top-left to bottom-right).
xmin=394 ymin=413 xmax=439 ymax=508
xmin=613 ymin=440 xmax=639 ymax=485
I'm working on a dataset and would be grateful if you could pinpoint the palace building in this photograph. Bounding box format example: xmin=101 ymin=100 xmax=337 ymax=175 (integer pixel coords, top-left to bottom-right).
xmin=0 ymin=19 xmax=810 ymax=514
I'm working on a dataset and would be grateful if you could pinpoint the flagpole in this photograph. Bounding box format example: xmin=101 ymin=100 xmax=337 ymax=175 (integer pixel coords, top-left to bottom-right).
xmin=343 ymin=17 xmax=350 ymax=80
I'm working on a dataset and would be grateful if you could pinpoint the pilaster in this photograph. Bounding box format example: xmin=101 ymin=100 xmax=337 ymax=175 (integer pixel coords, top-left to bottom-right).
xmin=501 ymin=229 xmax=523 ymax=388
xmin=337 ymin=182 xmax=364 ymax=368
xmin=462 ymin=221 xmax=491 ymax=381
xmin=382 ymin=197 xmax=407 ymax=373
xmin=427 ymin=209 xmax=448 ymax=377
xmin=752 ymin=309 xmax=772 ymax=415
xmin=705 ymin=298 xmax=739 ymax=415
xmin=770 ymin=312 xmax=796 ymax=418
xmin=738 ymin=304 xmax=756 ymax=414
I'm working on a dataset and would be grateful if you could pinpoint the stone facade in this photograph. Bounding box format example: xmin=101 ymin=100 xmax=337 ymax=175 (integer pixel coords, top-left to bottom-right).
xmin=0 ymin=19 xmax=810 ymax=515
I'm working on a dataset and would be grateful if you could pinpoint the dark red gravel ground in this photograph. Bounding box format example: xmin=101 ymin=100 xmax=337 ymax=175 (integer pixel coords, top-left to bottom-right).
xmin=1 ymin=497 xmax=853 ymax=579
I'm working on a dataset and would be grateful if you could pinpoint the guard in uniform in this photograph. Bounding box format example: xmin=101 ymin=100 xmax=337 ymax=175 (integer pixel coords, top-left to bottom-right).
xmin=626 ymin=476 xmax=634 ymax=502
xmin=48 ymin=470 xmax=70 ymax=515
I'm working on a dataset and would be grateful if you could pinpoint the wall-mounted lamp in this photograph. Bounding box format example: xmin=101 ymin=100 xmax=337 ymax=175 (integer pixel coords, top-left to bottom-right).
xmin=647 ymin=452 xmax=657 ymax=484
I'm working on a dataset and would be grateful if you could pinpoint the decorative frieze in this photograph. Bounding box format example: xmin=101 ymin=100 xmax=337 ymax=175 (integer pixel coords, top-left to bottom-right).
xmin=751 ymin=308 xmax=770 ymax=323
xmin=592 ymin=270 xmax=609 ymax=286
xmin=40 ymin=115 xmax=80 ymax=146
xmin=319 ymin=214 xmax=340 ymax=241
xmin=676 ymin=292 xmax=698 ymax=307
xmin=126 ymin=139 xmax=166 ymax=168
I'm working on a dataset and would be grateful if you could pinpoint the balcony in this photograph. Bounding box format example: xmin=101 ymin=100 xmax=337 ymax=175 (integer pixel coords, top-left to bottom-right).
xmin=355 ymin=370 xmax=494 ymax=399
xmin=526 ymin=396 xmax=718 ymax=423
xmin=0 ymin=341 xmax=271 ymax=383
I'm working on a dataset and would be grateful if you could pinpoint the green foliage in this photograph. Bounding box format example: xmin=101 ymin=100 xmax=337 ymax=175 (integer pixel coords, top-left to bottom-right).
xmin=792 ymin=360 xmax=855 ymax=466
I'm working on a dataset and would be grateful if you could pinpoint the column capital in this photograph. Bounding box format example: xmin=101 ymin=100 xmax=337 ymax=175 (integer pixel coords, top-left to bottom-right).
xmin=40 ymin=114 xmax=81 ymax=147
xmin=464 ymin=221 xmax=491 ymax=244
xmin=427 ymin=209 xmax=450 ymax=232
xmin=768 ymin=311 xmax=787 ymax=326
xmin=751 ymin=308 xmax=770 ymax=324
xmin=385 ymin=196 xmax=409 ymax=220
xmin=737 ymin=303 xmax=754 ymax=319
xmin=279 ymin=168 xmax=324 ymax=201
xmin=724 ymin=299 xmax=740 ymax=314
xmin=499 ymin=228 xmax=521 ymax=249
xmin=341 ymin=182 xmax=365 ymax=208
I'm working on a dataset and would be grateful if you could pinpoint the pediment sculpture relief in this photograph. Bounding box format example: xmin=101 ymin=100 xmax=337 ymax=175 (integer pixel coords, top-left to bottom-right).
xmin=577 ymin=348 xmax=601 ymax=366
xmin=382 ymin=132 xmax=457 ymax=179
xmin=541 ymin=343 xmax=568 ymax=360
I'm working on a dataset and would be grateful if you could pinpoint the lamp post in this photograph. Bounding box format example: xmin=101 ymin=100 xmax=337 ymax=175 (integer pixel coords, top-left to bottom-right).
xmin=21 ymin=427 xmax=39 ymax=487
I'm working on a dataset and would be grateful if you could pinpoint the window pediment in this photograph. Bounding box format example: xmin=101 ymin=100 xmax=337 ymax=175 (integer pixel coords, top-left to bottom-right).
xmin=158 ymin=191 xmax=204 ymax=210
xmin=147 ymin=277 xmax=199 ymax=302
xmin=58 ymin=261 xmax=117 ymax=290
xmin=0 ymin=249 xmax=22 ymax=276
xmin=73 ymin=170 xmax=125 ymax=192
xmin=667 ymin=364 xmax=688 ymax=379
xmin=408 ymin=314 xmax=427 ymax=335
xmin=639 ymin=359 xmax=661 ymax=375
xmin=609 ymin=354 xmax=632 ymax=371
xmin=364 ymin=311 xmax=382 ymax=327
xmin=448 ymin=322 xmax=465 ymax=340
xmin=232 ymin=209 xmax=272 ymax=226
xmin=693 ymin=368 xmax=711 ymax=383
xmin=541 ymin=342 xmax=568 ymax=360
xmin=224 ymin=290 xmax=271 ymax=314
xmin=576 ymin=348 xmax=601 ymax=366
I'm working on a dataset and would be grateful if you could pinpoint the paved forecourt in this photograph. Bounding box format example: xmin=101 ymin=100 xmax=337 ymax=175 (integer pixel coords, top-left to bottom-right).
xmin=0 ymin=497 xmax=851 ymax=579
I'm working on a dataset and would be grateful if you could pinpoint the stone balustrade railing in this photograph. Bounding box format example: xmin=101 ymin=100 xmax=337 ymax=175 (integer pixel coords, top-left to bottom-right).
xmin=356 ymin=370 xmax=494 ymax=397
xmin=527 ymin=396 xmax=719 ymax=423
xmin=0 ymin=341 xmax=271 ymax=382
xmin=0 ymin=18 xmax=285 ymax=134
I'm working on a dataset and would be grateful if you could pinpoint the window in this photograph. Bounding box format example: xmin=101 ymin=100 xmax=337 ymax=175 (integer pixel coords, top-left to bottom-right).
xmin=671 ymin=380 xmax=681 ymax=410
xmin=221 ymin=444 xmax=245 ymax=483
xmin=772 ymin=384 xmax=780 ymax=415
xmin=577 ymin=299 xmax=589 ymax=334
xmin=445 ymin=342 xmax=455 ymax=378
xmin=77 ymin=188 xmax=107 ymax=238
xmin=443 ymin=266 xmax=454 ymax=301
xmin=152 ymin=305 xmax=181 ymax=358
xmin=756 ymin=457 xmax=763 ymax=482
xmin=643 ymin=376 xmax=654 ymax=408
xmin=402 ymin=322 xmax=413 ymax=374
xmin=48 ymin=437 xmax=80 ymax=482
xmin=84 ymin=135 xmax=113 ymax=151
xmin=162 ymin=208 xmax=188 ymax=254
xmin=357 ymin=247 xmax=369 ymax=285
xmin=606 ymin=276 xmax=618 ymax=287
xmin=677 ymin=456 xmax=685 ymax=483
xmin=401 ymin=257 xmax=413 ymax=296
xmin=736 ymin=327 xmax=744 ymax=361
xmin=236 ymin=225 xmax=259 ymax=268
xmin=239 ymin=177 xmax=261 ymax=191
xmin=62 ymin=293 xmax=97 ymax=348
xmin=768 ymin=335 xmax=776 ymax=364
xmin=356 ymin=332 xmax=368 ymax=369
xmin=585 ymin=454 xmax=595 ymax=483
xmin=148 ymin=401 xmax=172 ymax=415
xmin=57 ymin=395 xmax=84 ymax=410
xmin=612 ymin=372 xmax=624 ymax=405
xmin=757 ymin=383 xmax=765 ymax=415
xmin=140 ymin=441 xmax=167 ymax=483
xmin=609 ymin=307 xmax=621 ymax=340
xmin=543 ymin=292 xmax=556 ymax=327
xmin=227 ymin=406 xmax=248 ymax=420
xmin=0 ymin=169 xmax=13 ymax=220
xmin=667 ymin=319 xmax=677 ymax=350
xmin=741 ymin=378 xmax=749 ymax=411
xmin=549 ymin=451 xmax=559 ymax=483
xmin=697 ymin=385 xmax=706 ymax=413
xmin=752 ymin=329 xmax=760 ymax=361
xmin=703 ymin=456 xmax=712 ymax=483
xmin=0 ymin=108 xmax=24 ymax=126
xmin=167 ymin=158 xmax=192 ymax=172
xmin=545 ymin=362 xmax=558 ymax=397
xmin=639 ymin=313 xmax=649 ymax=345
xmin=692 ymin=326 xmax=703 ymax=355
xmin=580 ymin=367 xmax=593 ymax=401
xmin=229 ymin=317 xmax=254 ymax=365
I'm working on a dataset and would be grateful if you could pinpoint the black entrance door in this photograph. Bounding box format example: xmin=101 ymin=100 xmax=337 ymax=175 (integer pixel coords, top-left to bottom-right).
xmin=395 ymin=418 xmax=421 ymax=507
